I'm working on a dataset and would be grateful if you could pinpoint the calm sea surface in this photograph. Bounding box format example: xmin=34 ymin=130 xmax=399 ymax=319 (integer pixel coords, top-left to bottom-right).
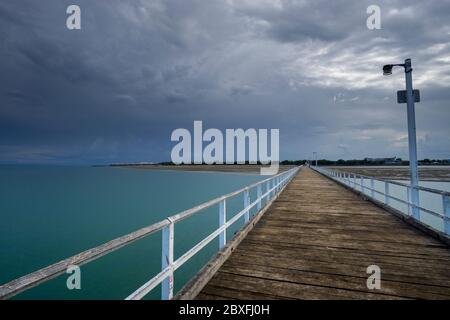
xmin=0 ymin=165 xmax=264 ymax=299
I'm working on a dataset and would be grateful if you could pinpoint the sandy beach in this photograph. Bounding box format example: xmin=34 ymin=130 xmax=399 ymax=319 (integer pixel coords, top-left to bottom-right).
xmin=115 ymin=164 xmax=297 ymax=174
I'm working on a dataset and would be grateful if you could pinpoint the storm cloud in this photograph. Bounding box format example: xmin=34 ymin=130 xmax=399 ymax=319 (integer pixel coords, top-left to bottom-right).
xmin=0 ymin=0 xmax=449 ymax=164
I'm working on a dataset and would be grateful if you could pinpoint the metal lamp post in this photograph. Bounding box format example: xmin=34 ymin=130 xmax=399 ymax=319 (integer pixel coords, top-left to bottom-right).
xmin=383 ymin=58 xmax=420 ymax=219
xmin=313 ymin=152 xmax=318 ymax=167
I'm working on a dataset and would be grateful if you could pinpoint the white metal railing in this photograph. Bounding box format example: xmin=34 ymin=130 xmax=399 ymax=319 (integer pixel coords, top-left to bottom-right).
xmin=313 ymin=166 xmax=450 ymax=236
xmin=0 ymin=166 xmax=300 ymax=300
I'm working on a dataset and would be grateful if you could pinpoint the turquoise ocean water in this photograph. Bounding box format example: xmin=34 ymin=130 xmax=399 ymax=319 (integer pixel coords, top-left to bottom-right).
xmin=0 ymin=165 xmax=264 ymax=299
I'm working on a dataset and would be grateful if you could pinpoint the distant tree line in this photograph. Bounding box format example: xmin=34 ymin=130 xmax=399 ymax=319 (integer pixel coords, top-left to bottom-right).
xmin=123 ymin=159 xmax=450 ymax=166
xmin=281 ymin=159 xmax=450 ymax=166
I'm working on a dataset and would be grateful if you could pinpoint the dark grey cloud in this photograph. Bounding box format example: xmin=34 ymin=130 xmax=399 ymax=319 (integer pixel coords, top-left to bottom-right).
xmin=0 ymin=0 xmax=449 ymax=164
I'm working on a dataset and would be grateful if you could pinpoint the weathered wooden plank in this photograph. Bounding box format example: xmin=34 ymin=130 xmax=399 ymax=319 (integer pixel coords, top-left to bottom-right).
xmin=201 ymin=286 xmax=292 ymax=300
xmin=233 ymin=243 xmax=450 ymax=278
xmin=195 ymin=292 xmax=236 ymax=300
xmin=252 ymin=224 xmax=441 ymax=246
xmin=244 ymin=233 xmax=450 ymax=257
xmin=219 ymin=260 xmax=450 ymax=299
xmin=207 ymin=272 xmax=405 ymax=300
xmin=225 ymin=253 xmax=450 ymax=289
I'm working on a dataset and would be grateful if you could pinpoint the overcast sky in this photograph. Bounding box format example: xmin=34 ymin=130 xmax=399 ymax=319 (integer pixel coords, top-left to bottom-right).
xmin=0 ymin=0 xmax=449 ymax=164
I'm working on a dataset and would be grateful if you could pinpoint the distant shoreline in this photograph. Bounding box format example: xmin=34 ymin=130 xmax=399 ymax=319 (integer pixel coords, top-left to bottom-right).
xmin=107 ymin=164 xmax=296 ymax=174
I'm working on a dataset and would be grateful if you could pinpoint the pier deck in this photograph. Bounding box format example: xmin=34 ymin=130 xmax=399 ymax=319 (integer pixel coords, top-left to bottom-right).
xmin=196 ymin=167 xmax=450 ymax=300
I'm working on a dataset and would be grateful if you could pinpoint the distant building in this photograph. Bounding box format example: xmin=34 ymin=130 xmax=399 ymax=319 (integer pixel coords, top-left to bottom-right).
xmin=364 ymin=157 xmax=402 ymax=165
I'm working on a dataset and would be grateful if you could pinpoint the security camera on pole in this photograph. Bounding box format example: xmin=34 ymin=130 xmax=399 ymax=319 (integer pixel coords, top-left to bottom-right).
xmin=382 ymin=58 xmax=421 ymax=219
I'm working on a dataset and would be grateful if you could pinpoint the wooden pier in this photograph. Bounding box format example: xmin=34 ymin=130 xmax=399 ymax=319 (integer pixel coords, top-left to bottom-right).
xmin=195 ymin=167 xmax=450 ymax=300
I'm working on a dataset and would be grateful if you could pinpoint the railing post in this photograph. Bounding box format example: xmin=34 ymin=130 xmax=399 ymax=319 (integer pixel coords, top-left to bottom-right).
xmin=161 ymin=221 xmax=174 ymax=300
xmin=272 ymin=179 xmax=276 ymax=197
xmin=411 ymin=186 xmax=420 ymax=220
xmin=257 ymin=184 xmax=262 ymax=211
xmin=361 ymin=176 xmax=364 ymax=193
xmin=219 ymin=200 xmax=226 ymax=249
xmin=407 ymin=186 xmax=411 ymax=216
xmin=443 ymin=194 xmax=450 ymax=235
xmin=370 ymin=178 xmax=375 ymax=198
xmin=385 ymin=181 xmax=390 ymax=205
xmin=244 ymin=188 xmax=250 ymax=223
xmin=266 ymin=181 xmax=271 ymax=201
xmin=353 ymin=174 xmax=356 ymax=189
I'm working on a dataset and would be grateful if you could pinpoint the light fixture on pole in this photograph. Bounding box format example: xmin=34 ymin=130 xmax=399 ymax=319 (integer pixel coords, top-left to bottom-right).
xmin=382 ymin=58 xmax=420 ymax=219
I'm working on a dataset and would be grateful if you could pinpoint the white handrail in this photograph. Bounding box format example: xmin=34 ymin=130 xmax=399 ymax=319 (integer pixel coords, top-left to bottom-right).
xmin=0 ymin=166 xmax=300 ymax=300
